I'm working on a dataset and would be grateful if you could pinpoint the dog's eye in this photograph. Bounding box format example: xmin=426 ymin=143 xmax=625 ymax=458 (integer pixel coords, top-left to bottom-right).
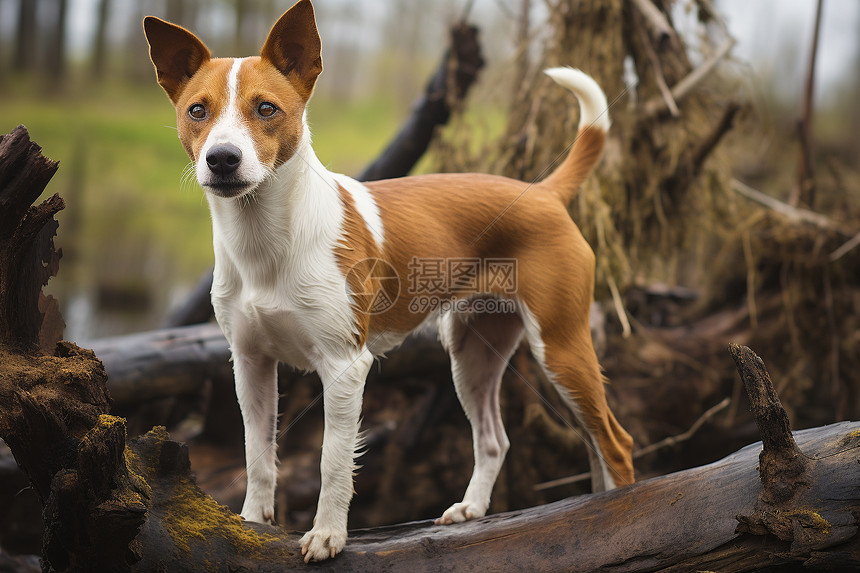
xmin=258 ymin=102 xmax=277 ymax=117
xmin=188 ymin=104 xmax=206 ymax=120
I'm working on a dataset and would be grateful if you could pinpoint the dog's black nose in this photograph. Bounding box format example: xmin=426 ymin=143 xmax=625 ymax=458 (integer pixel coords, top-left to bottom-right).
xmin=206 ymin=144 xmax=242 ymax=176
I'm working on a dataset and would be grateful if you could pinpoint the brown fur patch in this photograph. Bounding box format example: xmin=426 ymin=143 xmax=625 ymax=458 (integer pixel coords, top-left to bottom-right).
xmin=236 ymin=58 xmax=308 ymax=169
xmin=172 ymin=58 xmax=233 ymax=162
xmin=364 ymin=173 xmax=576 ymax=335
xmin=539 ymin=126 xmax=607 ymax=204
xmin=333 ymin=184 xmax=383 ymax=348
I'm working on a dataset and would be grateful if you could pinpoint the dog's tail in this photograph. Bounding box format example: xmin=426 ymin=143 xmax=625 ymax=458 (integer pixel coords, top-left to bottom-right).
xmin=537 ymin=68 xmax=610 ymax=204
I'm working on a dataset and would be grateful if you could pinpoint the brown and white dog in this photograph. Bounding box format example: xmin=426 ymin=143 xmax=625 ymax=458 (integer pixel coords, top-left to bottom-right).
xmin=144 ymin=0 xmax=633 ymax=562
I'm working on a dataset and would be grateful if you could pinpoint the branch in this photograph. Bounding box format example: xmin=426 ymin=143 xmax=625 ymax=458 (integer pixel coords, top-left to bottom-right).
xmin=630 ymin=0 xmax=674 ymax=45
xmin=830 ymin=231 xmax=860 ymax=262
xmin=355 ymin=22 xmax=484 ymax=181
xmin=731 ymin=178 xmax=840 ymax=232
xmin=634 ymin=8 xmax=679 ymax=118
xmin=632 ymin=397 xmax=730 ymax=458
xmin=793 ymin=0 xmax=824 ymax=208
xmin=641 ymin=37 xmax=735 ymax=118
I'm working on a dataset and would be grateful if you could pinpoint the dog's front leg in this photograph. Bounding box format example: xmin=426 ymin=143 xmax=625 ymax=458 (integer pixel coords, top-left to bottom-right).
xmin=234 ymin=351 xmax=279 ymax=524
xmin=300 ymin=349 xmax=373 ymax=562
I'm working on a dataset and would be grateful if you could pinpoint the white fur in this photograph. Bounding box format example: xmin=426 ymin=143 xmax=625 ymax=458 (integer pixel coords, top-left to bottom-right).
xmin=197 ymin=58 xmax=269 ymax=191
xmin=331 ymin=173 xmax=385 ymax=248
xmin=204 ymin=66 xmax=370 ymax=560
xmin=543 ymin=67 xmax=611 ymax=133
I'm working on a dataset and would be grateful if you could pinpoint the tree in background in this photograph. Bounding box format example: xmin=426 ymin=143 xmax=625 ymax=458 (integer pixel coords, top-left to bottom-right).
xmin=13 ymin=0 xmax=37 ymax=72
xmin=46 ymin=0 xmax=69 ymax=84
xmin=91 ymin=0 xmax=111 ymax=80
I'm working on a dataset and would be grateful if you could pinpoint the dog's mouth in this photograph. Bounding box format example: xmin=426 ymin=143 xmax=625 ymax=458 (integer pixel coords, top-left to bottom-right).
xmin=203 ymin=180 xmax=257 ymax=199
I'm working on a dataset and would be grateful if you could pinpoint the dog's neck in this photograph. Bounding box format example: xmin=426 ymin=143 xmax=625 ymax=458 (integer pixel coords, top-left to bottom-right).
xmin=206 ymin=124 xmax=345 ymax=282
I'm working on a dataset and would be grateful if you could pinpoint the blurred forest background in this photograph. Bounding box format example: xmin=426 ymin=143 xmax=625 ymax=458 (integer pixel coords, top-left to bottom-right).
xmin=0 ymin=0 xmax=857 ymax=341
xmin=1 ymin=0 xmax=860 ymax=559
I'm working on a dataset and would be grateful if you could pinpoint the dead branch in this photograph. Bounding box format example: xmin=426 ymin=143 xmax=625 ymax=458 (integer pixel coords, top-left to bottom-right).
xmin=630 ymin=0 xmax=674 ymax=45
xmin=642 ymin=37 xmax=735 ymax=118
xmin=632 ymin=396 xmax=731 ymax=458
xmin=634 ymin=8 xmax=679 ymax=118
xmin=793 ymin=0 xmax=823 ymax=208
xmin=731 ymin=178 xmax=839 ymax=231
xmin=830 ymin=230 xmax=860 ymax=261
xmin=161 ymin=268 xmax=214 ymax=327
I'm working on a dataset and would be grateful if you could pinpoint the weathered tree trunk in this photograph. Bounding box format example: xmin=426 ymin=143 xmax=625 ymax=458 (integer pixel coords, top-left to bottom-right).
xmin=0 ymin=126 xmax=64 ymax=351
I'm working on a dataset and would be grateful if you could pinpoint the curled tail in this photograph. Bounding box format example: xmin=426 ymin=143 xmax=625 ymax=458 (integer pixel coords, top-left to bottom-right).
xmin=538 ymin=68 xmax=610 ymax=204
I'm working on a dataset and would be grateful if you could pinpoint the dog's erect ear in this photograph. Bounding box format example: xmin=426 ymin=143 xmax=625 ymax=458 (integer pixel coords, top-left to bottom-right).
xmin=143 ymin=16 xmax=211 ymax=104
xmin=260 ymin=0 xmax=322 ymax=99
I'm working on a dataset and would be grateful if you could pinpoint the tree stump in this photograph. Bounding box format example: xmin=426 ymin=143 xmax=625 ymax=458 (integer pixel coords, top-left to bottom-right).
xmin=0 ymin=125 xmax=64 ymax=352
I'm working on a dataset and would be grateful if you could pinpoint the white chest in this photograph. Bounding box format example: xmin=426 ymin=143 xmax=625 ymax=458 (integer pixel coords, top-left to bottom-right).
xmin=205 ymin=135 xmax=377 ymax=372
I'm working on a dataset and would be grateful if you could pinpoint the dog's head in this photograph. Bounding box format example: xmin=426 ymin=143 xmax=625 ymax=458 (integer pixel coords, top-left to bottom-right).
xmin=144 ymin=0 xmax=322 ymax=199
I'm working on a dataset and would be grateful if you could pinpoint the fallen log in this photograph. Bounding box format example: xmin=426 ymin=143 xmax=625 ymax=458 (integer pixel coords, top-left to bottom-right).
xmin=89 ymin=323 xmax=229 ymax=405
xmin=4 ymin=355 xmax=859 ymax=571
xmin=6 ymin=312 xmax=859 ymax=570
xmin=89 ymin=322 xmax=449 ymax=409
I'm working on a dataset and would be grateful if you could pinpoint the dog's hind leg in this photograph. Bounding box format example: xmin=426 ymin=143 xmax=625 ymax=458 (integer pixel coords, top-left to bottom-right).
xmin=520 ymin=302 xmax=634 ymax=492
xmin=435 ymin=308 xmax=524 ymax=525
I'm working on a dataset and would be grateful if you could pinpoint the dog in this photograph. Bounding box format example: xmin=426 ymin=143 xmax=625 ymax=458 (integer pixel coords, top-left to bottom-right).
xmin=144 ymin=0 xmax=634 ymax=562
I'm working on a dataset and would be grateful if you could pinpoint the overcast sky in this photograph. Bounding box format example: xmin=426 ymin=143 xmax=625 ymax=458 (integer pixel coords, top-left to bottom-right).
xmin=718 ymin=0 xmax=859 ymax=104
xmin=3 ymin=0 xmax=857 ymax=105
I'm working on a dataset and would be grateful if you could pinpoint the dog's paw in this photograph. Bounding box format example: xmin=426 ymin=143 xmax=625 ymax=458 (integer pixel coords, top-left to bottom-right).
xmin=299 ymin=525 xmax=346 ymax=562
xmin=434 ymin=501 xmax=485 ymax=525
xmin=240 ymin=505 xmax=275 ymax=525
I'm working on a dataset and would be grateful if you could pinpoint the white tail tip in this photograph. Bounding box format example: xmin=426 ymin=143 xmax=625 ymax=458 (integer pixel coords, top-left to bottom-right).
xmin=544 ymin=67 xmax=610 ymax=133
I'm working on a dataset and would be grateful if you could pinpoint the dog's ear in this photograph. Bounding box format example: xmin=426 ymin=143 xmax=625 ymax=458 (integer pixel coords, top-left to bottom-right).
xmin=143 ymin=16 xmax=211 ymax=104
xmin=260 ymin=0 xmax=322 ymax=99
